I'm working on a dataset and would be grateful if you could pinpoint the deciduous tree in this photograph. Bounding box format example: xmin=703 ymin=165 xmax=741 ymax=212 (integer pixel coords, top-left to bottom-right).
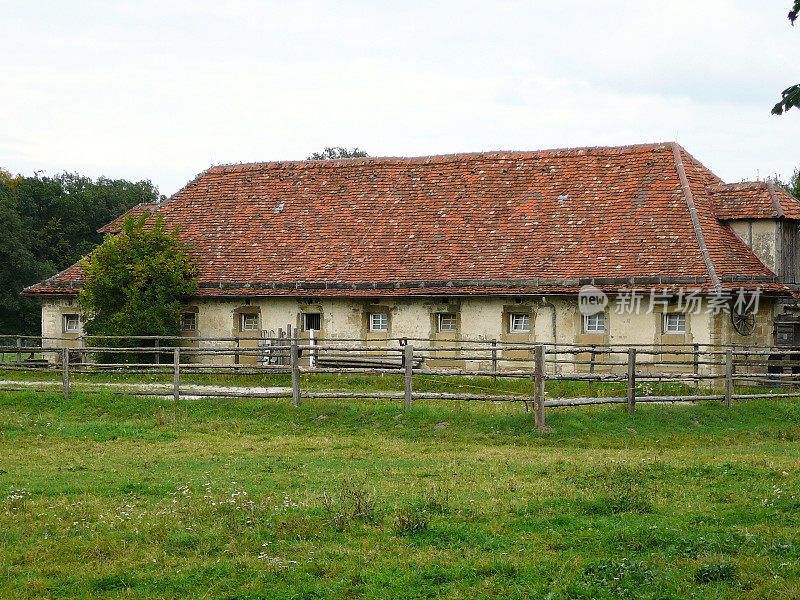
xmin=307 ymin=147 xmax=369 ymax=160
xmin=78 ymin=214 xmax=197 ymax=361
xmin=772 ymin=1 xmax=800 ymax=114
xmin=0 ymin=170 xmax=161 ymax=334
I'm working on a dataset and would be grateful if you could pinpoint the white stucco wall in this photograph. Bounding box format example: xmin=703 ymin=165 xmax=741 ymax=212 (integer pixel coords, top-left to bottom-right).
xmin=38 ymin=293 xmax=773 ymax=373
xmin=727 ymin=220 xmax=778 ymax=273
xmin=41 ymin=297 xmax=84 ymax=362
xmin=168 ymin=294 xmax=730 ymax=373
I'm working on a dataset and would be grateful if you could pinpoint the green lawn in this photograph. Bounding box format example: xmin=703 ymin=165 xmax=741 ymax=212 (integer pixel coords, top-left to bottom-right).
xmin=1 ymin=390 xmax=800 ymax=599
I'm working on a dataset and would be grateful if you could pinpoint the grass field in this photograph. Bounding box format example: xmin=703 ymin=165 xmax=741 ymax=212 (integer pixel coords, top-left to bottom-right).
xmin=1 ymin=388 xmax=800 ymax=599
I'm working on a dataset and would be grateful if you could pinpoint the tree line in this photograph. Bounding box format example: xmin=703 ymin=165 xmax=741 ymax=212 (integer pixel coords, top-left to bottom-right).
xmin=0 ymin=170 xmax=161 ymax=335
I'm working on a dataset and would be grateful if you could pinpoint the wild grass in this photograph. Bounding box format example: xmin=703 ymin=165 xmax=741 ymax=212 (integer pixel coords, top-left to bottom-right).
xmin=1 ymin=389 xmax=800 ymax=598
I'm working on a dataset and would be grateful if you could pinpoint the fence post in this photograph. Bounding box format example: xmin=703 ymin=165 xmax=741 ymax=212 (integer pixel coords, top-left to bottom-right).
xmin=16 ymin=336 xmax=22 ymax=363
xmin=309 ymin=329 xmax=316 ymax=369
xmin=534 ymin=344 xmax=545 ymax=430
xmin=173 ymin=347 xmax=180 ymax=401
xmin=725 ymin=348 xmax=733 ymax=408
xmin=62 ymin=347 xmax=69 ymax=399
xmin=154 ymin=337 xmax=160 ymax=365
xmin=291 ymin=338 xmax=301 ymax=407
xmin=627 ymin=348 xmax=636 ymax=415
xmin=693 ymin=343 xmax=699 ymax=388
xmin=404 ymin=345 xmax=414 ymax=410
xmin=491 ymin=339 xmax=497 ymax=383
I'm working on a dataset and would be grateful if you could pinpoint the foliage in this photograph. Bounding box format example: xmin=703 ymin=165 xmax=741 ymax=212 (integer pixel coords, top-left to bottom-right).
xmin=772 ymin=2 xmax=800 ymax=114
xmin=306 ymin=146 xmax=369 ymax=160
xmin=774 ymin=167 xmax=800 ymax=202
xmin=0 ymin=187 xmax=53 ymax=333
xmin=0 ymin=170 xmax=161 ymax=334
xmin=773 ymin=84 xmax=800 ymax=115
xmin=78 ymin=214 xmax=197 ymax=361
xmin=783 ymin=167 xmax=800 ymax=200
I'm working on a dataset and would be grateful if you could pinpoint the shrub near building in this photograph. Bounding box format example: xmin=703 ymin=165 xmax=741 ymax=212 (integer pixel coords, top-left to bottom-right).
xmin=78 ymin=214 xmax=197 ymax=362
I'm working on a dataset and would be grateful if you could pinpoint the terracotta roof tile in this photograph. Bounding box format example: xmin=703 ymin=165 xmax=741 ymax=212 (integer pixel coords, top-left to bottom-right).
xmin=710 ymin=181 xmax=800 ymax=220
xmin=97 ymin=202 xmax=160 ymax=234
xmin=23 ymin=143 xmax=791 ymax=298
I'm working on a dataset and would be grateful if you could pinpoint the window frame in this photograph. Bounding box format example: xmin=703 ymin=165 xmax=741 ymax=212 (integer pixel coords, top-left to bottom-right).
xmin=62 ymin=313 xmax=80 ymax=333
xmin=239 ymin=312 xmax=259 ymax=332
xmin=369 ymin=312 xmax=388 ymax=332
xmin=508 ymin=312 xmax=531 ymax=333
xmin=180 ymin=312 xmax=197 ymax=332
xmin=663 ymin=313 xmax=686 ymax=334
xmin=303 ymin=312 xmax=322 ymax=332
xmin=583 ymin=312 xmax=606 ymax=334
xmin=436 ymin=312 xmax=458 ymax=333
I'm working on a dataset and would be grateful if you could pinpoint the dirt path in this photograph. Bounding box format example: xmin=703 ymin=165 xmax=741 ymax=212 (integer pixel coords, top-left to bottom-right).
xmin=0 ymin=379 xmax=291 ymax=399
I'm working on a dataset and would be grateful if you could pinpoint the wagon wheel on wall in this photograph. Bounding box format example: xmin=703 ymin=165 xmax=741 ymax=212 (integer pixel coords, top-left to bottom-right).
xmin=731 ymin=308 xmax=756 ymax=336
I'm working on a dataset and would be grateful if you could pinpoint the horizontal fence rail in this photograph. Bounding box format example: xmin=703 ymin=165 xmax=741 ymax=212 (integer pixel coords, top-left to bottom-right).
xmin=2 ymin=334 xmax=800 ymax=431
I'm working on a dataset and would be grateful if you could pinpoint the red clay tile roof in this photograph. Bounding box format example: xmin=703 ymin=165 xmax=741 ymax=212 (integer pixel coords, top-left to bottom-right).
xmin=23 ymin=142 xmax=790 ymax=298
xmin=710 ymin=181 xmax=800 ymax=220
xmin=97 ymin=202 xmax=160 ymax=234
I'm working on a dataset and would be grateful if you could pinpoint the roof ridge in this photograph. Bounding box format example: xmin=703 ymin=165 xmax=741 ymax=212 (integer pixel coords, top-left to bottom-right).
xmin=202 ymin=141 xmax=676 ymax=172
xmin=672 ymin=144 xmax=723 ymax=185
xmin=671 ymin=143 xmax=721 ymax=292
xmin=766 ymin=179 xmax=786 ymax=218
xmin=710 ymin=181 xmax=768 ymax=190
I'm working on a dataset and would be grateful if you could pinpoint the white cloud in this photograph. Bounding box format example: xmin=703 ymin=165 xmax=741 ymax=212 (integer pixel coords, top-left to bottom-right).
xmin=0 ymin=0 xmax=798 ymax=194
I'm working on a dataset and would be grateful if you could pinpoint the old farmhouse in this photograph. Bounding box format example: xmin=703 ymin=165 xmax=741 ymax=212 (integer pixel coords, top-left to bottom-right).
xmin=22 ymin=142 xmax=800 ymax=370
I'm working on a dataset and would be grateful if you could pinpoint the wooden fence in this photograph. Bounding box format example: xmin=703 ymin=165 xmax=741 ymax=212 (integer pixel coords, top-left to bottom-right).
xmin=1 ymin=335 xmax=800 ymax=431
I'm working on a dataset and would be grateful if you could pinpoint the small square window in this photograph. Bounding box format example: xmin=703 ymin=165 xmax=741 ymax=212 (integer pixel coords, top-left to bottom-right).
xmin=303 ymin=313 xmax=321 ymax=331
xmin=508 ymin=313 xmax=531 ymax=333
xmin=239 ymin=313 xmax=259 ymax=332
xmin=63 ymin=314 xmax=80 ymax=333
xmin=663 ymin=313 xmax=686 ymax=334
xmin=584 ymin=313 xmax=605 ymax=333
xmin=181 ymin=312 xmax=197 ymax=332
xmin=369 ymin=312 xmax=388 ymax=332
xmin=437 ymin=313 xmax=457 ymax=333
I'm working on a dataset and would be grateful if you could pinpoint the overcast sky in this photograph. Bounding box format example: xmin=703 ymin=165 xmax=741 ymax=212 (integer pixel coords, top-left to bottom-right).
xmin=1 ymin=0 xmax=798 ymax=196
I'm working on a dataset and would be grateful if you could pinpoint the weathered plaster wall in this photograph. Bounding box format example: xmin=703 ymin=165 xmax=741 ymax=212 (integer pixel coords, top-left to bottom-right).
xmin=710 ymin=299 xmax=774 ymax=348
xmin=40 ymin=294 xmax=774 ymax=374
xmin=174 ymin=295 xmax=739 ymax=374
xmin=727 ymin=220 xmax=778 ymax=272
xmin=41 ymin=297 xmax=83 ymax=362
